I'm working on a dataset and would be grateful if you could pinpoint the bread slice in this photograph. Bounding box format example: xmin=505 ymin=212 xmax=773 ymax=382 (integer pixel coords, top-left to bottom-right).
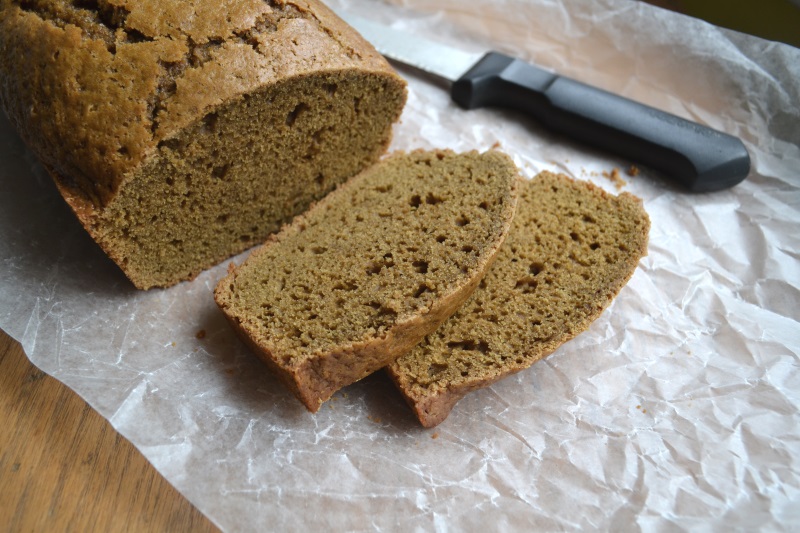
xmin=388 ymin=171 xmax=650 ymax=427
xmin=214 ymin=150 xmax=520 ymax=412
xmin=0 ymin=0 xmax=406 ymax=288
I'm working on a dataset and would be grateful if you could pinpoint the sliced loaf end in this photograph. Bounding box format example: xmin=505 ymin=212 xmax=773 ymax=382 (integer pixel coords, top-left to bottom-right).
xmin=83 ymin=70 xmax=406 ymax=289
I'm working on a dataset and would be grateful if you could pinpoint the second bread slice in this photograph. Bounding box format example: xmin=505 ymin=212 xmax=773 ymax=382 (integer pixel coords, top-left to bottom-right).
xmin=214 ymin=150 xmax=520 ymax=412
xmin=388 ymin=171 xmax=651 ymax=427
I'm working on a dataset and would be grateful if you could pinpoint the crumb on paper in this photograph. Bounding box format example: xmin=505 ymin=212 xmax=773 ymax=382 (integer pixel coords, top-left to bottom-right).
xmin=431 ymin=432 xmax=439 ymax=440
xmin=602 ymin=168 xmax=627 ymax=190
xmin=171 ymin=341 xmax=176 ymax=347
xmin=195 ymin=329 xmax=206 ymax=340
xmin=626 ymin=165 xmax=640 ymax=177
xmin=490 ymin=141 xmax=502 ymax=150
xmin=368 ymin=415 xmax=382 ymax=424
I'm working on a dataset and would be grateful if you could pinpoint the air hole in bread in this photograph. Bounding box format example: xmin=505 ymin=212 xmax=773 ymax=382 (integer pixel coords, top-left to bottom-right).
xmin=333 ymin=281 xmax=358 ymax=291
xmin=211 ymin=164 xmax=230 ymax=180
xmin=413 ymin=260 xmax=428 ymax=274
xmin=425 ymin=193 xmax=444 ymax=205
xmin=202 ymin=112 xmax=219 ymax=132
xmin=427 ymin=363 xmax=447 ymax=377
xmin=414 ymin=284 xmax=430 ymax=298
xmin=286 ymin=103 xmax=308 ymax=126
xmin=447 ymin=340 xmax=490 ymax=353
xmin=514 ymin=277 xmax=538 ymax=293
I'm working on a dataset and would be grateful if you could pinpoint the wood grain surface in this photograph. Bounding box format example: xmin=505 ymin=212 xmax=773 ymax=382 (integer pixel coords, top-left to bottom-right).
xmin=0 ymin=329 xmax=219 ymax=533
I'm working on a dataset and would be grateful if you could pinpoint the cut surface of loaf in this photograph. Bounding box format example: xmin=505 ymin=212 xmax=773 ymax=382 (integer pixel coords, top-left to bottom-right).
xmin=0 ymin=0 xmax=406 ymax=288
xmin=388 ymin=171 xmax=650 ymax=427
xmin=214 ymin=150 xmax=520 ymax=412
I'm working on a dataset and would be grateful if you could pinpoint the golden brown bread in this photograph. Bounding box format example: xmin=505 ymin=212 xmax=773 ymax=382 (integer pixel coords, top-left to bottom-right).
xmin=388 ymin=171 xmax=651 ymax=427
xmin=214 ymin=150 xmax=521 ymax=412
xmin=0 ymin=0 xmax=406 ymax=288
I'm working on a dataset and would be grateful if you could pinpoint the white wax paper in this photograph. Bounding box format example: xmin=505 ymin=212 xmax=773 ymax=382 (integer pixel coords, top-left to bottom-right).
xmin=1 ymin=0 xmax=799 ymax=530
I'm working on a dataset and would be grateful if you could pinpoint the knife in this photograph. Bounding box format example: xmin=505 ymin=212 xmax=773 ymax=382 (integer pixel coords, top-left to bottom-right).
xmin=336 ymin=11 xmax=751 ymax=192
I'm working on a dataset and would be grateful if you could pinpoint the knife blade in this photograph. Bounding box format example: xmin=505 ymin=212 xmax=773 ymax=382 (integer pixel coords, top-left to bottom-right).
xmin=337 ymin=11 xmax=751 ymax=192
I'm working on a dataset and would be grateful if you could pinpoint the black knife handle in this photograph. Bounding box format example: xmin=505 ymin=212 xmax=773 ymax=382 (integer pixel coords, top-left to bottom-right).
xmin=451 ymin=52 xmax=750 ymax=192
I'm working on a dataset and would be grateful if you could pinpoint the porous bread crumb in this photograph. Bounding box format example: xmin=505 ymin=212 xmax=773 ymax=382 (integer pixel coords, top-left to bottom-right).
xmin=0 ymin=0 xmax=407 ymax=289
xmin=388 ymin=171 xmax=650 ymax=427
xmin=215 ymin=150 xmax=520 ymax=412
xmin=627 ymin=165 xmax=640 ymax=177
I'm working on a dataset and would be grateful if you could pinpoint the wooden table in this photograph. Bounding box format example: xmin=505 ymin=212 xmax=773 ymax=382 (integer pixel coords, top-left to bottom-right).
xmin=0 ymin=329 xmax=219 ymax=532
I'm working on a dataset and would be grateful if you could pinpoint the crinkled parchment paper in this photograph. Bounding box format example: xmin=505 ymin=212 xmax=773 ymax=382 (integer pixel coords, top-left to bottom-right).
xmin=1 ymin=0 xmax=798 ymax=530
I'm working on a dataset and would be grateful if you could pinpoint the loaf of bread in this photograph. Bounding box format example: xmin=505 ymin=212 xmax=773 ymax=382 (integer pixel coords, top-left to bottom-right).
xmin=388 ymin=171 xmax=650 ymax=427
xmin=214 ymin=150 xmax=520 ymax=412
xmin=0 ymin=0 xmax=407 ymax=289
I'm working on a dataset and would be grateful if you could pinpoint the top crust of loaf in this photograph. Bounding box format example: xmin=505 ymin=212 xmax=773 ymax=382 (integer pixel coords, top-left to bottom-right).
xmin=214 ymin=149 xmax=521 ymax=412
xmin=0 ymin=0 xmax=401 ymax=207
xmin=388 ymin=171 xmax=651 ymax=427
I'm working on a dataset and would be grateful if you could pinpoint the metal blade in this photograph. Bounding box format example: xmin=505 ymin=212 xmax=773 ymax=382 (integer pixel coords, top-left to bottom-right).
xmin=334 ymin=11 xmax=483 ymax=84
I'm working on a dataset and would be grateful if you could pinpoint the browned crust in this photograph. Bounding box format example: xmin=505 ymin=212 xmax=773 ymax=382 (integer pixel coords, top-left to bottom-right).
xmin=214 ymin=150 xmax=521 ymax=412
